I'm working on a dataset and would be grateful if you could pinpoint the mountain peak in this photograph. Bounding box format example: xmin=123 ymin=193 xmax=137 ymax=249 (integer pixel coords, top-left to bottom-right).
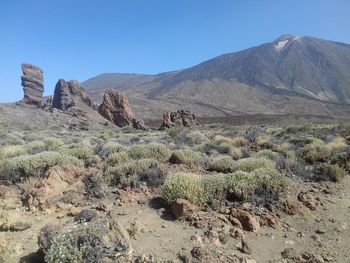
xmin=274 ymin=34 xmax=296 ymax=43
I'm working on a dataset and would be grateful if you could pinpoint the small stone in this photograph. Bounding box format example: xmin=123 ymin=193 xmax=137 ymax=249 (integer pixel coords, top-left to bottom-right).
xmin=229 ymin=216 xmax=243 ymax=229
xmin=230 ymin=227 xmax=245 ymax=240
xmin=283 ymin=199 xmax=306 ymax=215
xmin=298 ymin=192 xmax=318 ymax=210
xmin=67 ymin=206 xmax=81 ymax=217
xmin=172 ymin=198 xmax=199 ymax=220
xmin=315 ymin=229 xmax=325 ymax=234
xmin=74 ymin=209 xmax=97 ymax=222
xmin=241 ymin=239 xmax=252 ymax=255
xmin=231 ymin=209 xmax=260 ymax=232
xmin=297 ymin=232 xmax=304 ymax=238
xmin=281 ymin=248 xmax=302 ymax=261
xmin=9 ymin=222 xmax=31 ymax=232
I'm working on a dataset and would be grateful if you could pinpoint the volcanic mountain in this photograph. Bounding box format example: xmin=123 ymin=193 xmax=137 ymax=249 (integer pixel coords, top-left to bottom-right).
xmin=83 ymin=35 xmax=350 ymax=119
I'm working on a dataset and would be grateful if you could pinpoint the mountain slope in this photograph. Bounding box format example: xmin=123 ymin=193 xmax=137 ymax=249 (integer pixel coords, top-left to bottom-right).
xmin=83 ymin=35 xmax=350 ymax=119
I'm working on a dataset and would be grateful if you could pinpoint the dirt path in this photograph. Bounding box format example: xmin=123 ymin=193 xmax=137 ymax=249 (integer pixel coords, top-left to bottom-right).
xmin=249 ymin=176 xmax=350 ymax=262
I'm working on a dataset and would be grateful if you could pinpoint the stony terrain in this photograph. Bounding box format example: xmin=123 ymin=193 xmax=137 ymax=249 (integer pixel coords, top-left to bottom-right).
xmin=0 ymin=101 xmax=350 ymax=262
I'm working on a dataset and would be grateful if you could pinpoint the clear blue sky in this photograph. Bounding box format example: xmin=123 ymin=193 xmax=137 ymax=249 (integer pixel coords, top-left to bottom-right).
xmin=1 ymin=0 xmax=350 ymax=103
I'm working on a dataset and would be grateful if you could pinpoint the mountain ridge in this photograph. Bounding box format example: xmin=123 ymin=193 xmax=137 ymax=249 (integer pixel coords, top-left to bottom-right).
xmin=83 ymin=35 xmax=350 ymax=119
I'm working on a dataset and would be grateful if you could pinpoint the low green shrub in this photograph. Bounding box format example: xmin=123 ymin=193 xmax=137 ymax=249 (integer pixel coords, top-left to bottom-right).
xmin=128 ymin=144 xmax=171 ymax=163
xmin=314 ymin=163 xmax=346 ymax=182
xmin=201 ymin=174 xmax=226 ymax=209
xmin=138 ymin=161 xmax=168 ymax=187
xmin=64 ymin=146 xmax=100 ymax=167
xmin=0 ymin=151 xmax=83 ymax=182
xmin=256 ymin=149 xmax=279 ymax=160
xmin=167 ymin=128 xmax=207 ymax=146
xmin=208 ymin=156 xmax=236 ymax=173
xmin=162 ymin=172 xmax=206 ymax=206
xmin=196 ymin=141 xmax=216 ymax=155
xmin=44 ymin=223 xmax=105 ymax=263
xmin=104 ymin=158 xmax=166 ymax=188
xmin=169 ymin=150 xmax=206 ymax=166
xmin=226 ymin=168 xmax=288 ymax=201
xmin=95 ymin=141 xmax=125 ymax=159
xmin=251 ymin=168 xmax=289 ymax=199
xmin=235 ymin=157 xmax=275 ymax=172
xmin=105 ymin=151 xmax=130 ymax=167
xmin=330 ymin=148 xmax=350 ymax=169
xmin=301 ymin=145 xmax=331 ymax=163
xmin=0 ymin=145 xmax=26 ymax=159
xmin=3 ymin=133 xmax=24 ymax=145
xmin=43 ymin=137 xmax=65 ymax=150
xmin=226 ymin=171 xmax=256 ymax=200
xmin=24 ymin=140 xmax=46 ymax=154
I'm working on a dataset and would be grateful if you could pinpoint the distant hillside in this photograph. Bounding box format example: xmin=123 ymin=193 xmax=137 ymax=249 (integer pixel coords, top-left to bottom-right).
xmin=83 ymin=35 xmax=350 ymax=119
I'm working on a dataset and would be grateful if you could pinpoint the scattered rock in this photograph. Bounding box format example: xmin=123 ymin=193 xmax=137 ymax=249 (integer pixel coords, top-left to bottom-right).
xmin=74 ymin=209 xmax=98 ymax=222
xmin=98 ymin=89 xmax=134 ymax=127
xmin=171 ymin=198 xmax=199 ymax=220
xmin=315 ymin=229 xmax=325 ymax=234
xmin=241 ymin=239 xmax=252 ymax=255
xmin=282 ymin=199 xmax=307 ymax=216
xmin=23 ymin=165 xmax=89 ymax=211
xmin=8 ymin=222 xmax=31 ymax=232
xmin=93 ymin=200 xmax=114 ymax=212
xmin=159 ymin=110 xmax=198 ymax=130
xmin=298 ymin=192 xmax=318 ymax=210
xmin=301 ymin=252 xmax=325 ymax=263
xmin=191 ymin=247 xmax=214 ymax=262
xmin=132 ymin=118 xmax=149 ymax=130
xmin=20 ymin=63 xmax=45 ymax=108
xmin=231 ymin=209 xmax=260 ymax=232
xmin=67 ymin=206 xmax=81 ymax=217
xmin=281 ymin=248 xmax=302 ymax=261
xmin=263 ymin=213 xmax=278 ymax=228
xmin=230 ymin=227 xmax=245 ymax=240
xmin=228 ymin=216 xmax=243 ymax=228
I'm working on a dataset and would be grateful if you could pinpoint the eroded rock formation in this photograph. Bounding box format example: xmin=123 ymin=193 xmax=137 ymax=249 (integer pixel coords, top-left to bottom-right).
xmin=98 ymin=89 xmax=134 ymax=127
xmin=132 ymin=118 xmax=149 ymax=130
xmin=52 ymin=79 xmax=93 ymax=110
xmin=23 ymin=165 xmax=90 ymax=211
xmin=20 ymin=63 xmax=45 ymax=108
xmin=160 ymin=109 xmax=198 ymax=130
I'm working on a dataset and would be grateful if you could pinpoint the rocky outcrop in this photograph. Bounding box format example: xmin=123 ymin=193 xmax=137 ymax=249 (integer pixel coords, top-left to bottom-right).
xmin=132 ymin=118 xmax=149 ymax=130
xmin=23 ymin=165 xmax=90 ymax=211
xmin=171 ymin=198 xmax=199 ymax=220
xmin=52 ymin=79 xmax=93 ymax=110
xmin=231 ymin=209 xmax=260 ymax=232
xmin=98 ymin=89 xmax=134 ymax=127
xmin=160 ymin=110 xmax=198 ymax=130
xmin=20 ymin=63 xmax=45 ymax=108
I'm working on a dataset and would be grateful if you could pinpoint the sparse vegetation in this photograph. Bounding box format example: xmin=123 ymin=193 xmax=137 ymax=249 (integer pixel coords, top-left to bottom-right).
xmin=301 ymin=144 xmax=331 ymax=164
xmin=0 ymin=151 xmax=83 ymax=182
xmin=208 ymin=155 xmax=236 ymax=173
xmin=162 ymin=172 xmax=207 ymax=206
xmin=128 ymin=144 xmax=171 ymax=163
xmin=314 ymin=163 xmax=346 ymax=182
xmin=169 ymin=150 xmax=206 ymax=166
xmin=44 ymin=223 xmax=106 ymax=263
xmin=235 ymin=157 xmax=275 ymax=172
